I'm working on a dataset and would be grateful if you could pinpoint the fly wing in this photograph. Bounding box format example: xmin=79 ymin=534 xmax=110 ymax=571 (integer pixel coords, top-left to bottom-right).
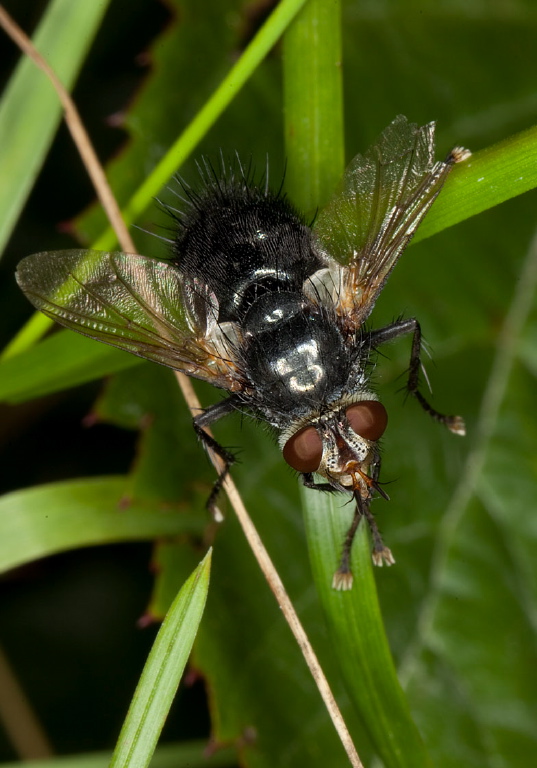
xmin=314 ymin=116 xmax=469 ymax=328
xmin=16 ymin=249 xmax=245 ymax=391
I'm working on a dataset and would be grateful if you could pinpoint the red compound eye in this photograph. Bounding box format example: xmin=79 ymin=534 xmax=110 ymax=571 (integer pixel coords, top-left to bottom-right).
xmin=346 ymin=400 xmax=388 ymax=442
xmin=283 ymin=426 xmax=323 ymax=473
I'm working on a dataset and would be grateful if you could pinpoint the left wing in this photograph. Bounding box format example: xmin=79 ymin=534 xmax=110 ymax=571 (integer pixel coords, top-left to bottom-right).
xmin=16 ymin=249 xmax=245 ymax=391
xmin=314 ymin=116 xmax=470 ymax=328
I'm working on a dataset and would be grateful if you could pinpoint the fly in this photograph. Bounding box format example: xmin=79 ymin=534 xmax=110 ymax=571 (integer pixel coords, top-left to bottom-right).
xmin=16 ymin=116 xmax=471 ymax=589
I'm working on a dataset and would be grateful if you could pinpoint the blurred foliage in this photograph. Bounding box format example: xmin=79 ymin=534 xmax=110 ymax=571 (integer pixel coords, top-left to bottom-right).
xmin=1 ymin=0 xmax=537 ymax=767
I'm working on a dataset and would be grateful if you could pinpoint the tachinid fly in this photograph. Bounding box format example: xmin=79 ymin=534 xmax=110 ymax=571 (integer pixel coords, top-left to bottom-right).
xmin=16 ymin=116 xmax=471 ymax=589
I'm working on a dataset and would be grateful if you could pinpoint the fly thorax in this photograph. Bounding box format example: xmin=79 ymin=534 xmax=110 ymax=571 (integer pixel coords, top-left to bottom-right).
xmin=242 ymin=293 xmax=350 ymax=411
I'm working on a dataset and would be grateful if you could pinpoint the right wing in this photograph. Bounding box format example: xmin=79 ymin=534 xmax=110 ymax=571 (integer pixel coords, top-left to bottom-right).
xmin=314 ymin=116 xmax=470 ymax=328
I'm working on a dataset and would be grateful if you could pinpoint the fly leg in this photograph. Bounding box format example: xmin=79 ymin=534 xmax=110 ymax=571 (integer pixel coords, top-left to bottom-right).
xmin=301 ymin=473 xmax=340 ymax=493
xmin=332 ymin=502 xmax=362 ymax=591
xmin=370 ymin=318 xmax=465 ymax=435
xmin=361 ymin=499 xmax=394 ymax=568
xmin=333 ymin=458 xmax=394 ymax=591
xmin=193 ymin=397 xmax=238 ymax=520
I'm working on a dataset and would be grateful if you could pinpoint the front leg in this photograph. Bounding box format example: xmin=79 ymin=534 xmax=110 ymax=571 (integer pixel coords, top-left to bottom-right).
xmin=193 ymin=397 xmax=238 ymax=518
xmin=370 ymin=318 xmax=465 ymax=435
xmin=333 ymin=492 xmax=395 ymax=591
xmin=301 ymin=472 xmax=340 ymax=493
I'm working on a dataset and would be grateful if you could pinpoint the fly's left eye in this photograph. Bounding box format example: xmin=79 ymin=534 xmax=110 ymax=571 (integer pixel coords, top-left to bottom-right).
xmin=282 ymin=426 xmax=323 ymax=474
xmin=346 ymin=400 xmax=388 ymax=442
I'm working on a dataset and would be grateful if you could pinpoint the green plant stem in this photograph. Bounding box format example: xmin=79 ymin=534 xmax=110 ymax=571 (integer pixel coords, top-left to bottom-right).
xmin=283 ymin=1 xmax=432 ymax=765
xmin=283 ymin=0 xmax=344 ymax=213
xmin=304 ymin=489 xmax=433 ymax=768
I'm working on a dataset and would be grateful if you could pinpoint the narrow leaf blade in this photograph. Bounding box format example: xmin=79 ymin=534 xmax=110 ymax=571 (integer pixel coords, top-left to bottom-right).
xmin=110 ymin=552 xmax=212 ymax=768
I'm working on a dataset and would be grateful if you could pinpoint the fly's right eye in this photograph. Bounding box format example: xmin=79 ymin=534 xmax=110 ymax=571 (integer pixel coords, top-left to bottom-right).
xmin=345 ymin=400 xmax=388 ymax=442
xmin=282 ymin=426 xmax=323 ymax=474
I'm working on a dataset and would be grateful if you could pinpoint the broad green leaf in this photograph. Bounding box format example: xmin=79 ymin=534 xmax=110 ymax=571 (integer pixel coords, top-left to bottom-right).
xmin=93 ymin=363 xmax=212 ymax=505
xmin=110 ymin=552 xmax=211 ymax=768
xmin=0 ymin=0 xmax=111 ymax=256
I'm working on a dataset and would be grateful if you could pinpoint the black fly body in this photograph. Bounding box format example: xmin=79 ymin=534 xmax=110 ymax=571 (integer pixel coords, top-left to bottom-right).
xmin=16 ymin=116 xmax=471 ymax=589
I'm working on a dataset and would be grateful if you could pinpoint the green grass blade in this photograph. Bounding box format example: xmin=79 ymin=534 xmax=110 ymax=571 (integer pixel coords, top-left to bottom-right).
xmin=109 ymin=552 xmax=212 ymax=768
xmin=0 ymin=0 xmax=111 ymax=257
xmin=0 ymin=476 xmax=203 ymax=575
xmin=0 ymin=740 xmax=237 ymax=768
xmin=1 ymin=312 xmax=53 ymax=361
xmin=414 ymin=122 xmax=537 ymax=243
xmin=303 ymin=488 xmax=433 ymax=768
xmin=0 ymin=331 xmax=137 ymax=403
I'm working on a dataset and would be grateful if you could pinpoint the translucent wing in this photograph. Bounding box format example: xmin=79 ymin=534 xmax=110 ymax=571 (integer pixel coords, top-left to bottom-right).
xmin=16 ymin=249 xmax=244 ymax=390
xmin=314 ymin=116 xmax=470 ymax=328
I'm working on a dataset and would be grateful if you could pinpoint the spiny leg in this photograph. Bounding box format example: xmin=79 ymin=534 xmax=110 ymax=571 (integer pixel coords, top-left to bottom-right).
xmin=360 ymin=499 xmax=395 ymax=568
xmin=301 ymin=472 xmax=340 ymax=493
xmin=406 ymin=320 xmax=465 ymax=434
xmin=332 ymin=493 xmax=394 ymax=591
xmin=193 ymin=397 xmax=237 ymax=520
xmin=370 ymin=318 xmax=465 ymax=435
xmin=359 ymin=453 xmax=394 ymax=567
xmin=332 ymin=502 xmax=362 ymax=591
